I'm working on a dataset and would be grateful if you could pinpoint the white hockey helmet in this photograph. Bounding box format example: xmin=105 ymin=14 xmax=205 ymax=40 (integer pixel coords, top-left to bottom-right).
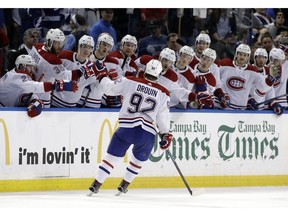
xmin=254 ymin=48 xmax=268 ymax=63
xmin=145 ymin=59 xmax=163 ymax=78
xmin=78 ymin=35 xmax=95 ymax=49
xmin=15 ymin=55 xmax=36 ymax=69
xmin=96 ymin=33 xmax=114 ymax=51
xmin=202 ymin=48 xmax=216 ymax=62
xmin=121 ymin=34 xmax=137 ymax=50
xmin=269 ymin=48 xmax=285 ymax=63
xmin=159 ymin=47 xmax=176 ymax=63
xmin=236 ymin=44 xmax=251 ymax=55
xmin=179 ymin=45 xmax=195 ymax=58
xmin=195 ymin=33 xmax=211 ymax=44
xmin=46 ymin=28 xmax=65 ymax=47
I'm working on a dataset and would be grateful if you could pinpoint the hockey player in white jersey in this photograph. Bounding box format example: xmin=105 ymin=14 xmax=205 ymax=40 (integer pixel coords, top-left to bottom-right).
xmin=218 ymin=44 xmax=277 ymax=110
xmin=88 ymin=59 xmax=172 ymax=195
xmin=88 ymin=33 xmax=124 ymax=108
xmin=0 ymin=55 xmax=78 ymax=117
xmin=268 ymin=47 xmax=287 ymax=109
xmin=51 ymin=35 xmax=103 ymax=108
xmin=29 ymin=28 xmax=94 ymax=107
xmin=249 ymin=48 xmax=284 ymax=115
xmin=135 ymin=47 xmax=213 ymax=109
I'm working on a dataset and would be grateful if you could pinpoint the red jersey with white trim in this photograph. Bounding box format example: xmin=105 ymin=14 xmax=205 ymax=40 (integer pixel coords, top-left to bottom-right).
xmin=29 ymin=43 xmax=76 ymax=107
xmin=99 ymin=76 xmax=170 ymax=135
xmin=51 ymin=50 xmax=97 ymax=108
xmin=0 ymin=69 xmax=45 ymax=107
xmin=219 ymin=58 xmax=273 ymax=109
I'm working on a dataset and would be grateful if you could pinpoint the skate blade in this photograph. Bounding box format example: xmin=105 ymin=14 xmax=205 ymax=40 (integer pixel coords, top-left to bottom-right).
xmin=87 ymin=191 xmax=95 ymax=197
xmin=115 ymin=191 xmax=124 ymax=196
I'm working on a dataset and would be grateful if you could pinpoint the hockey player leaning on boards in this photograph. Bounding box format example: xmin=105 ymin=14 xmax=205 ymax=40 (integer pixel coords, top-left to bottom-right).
xmin=250 ymin=48 xmax=284 ymax=115
xmin=0 ymin=55 xmax=78 ymax=117
xmin=52 ymin=35 xmax=103 ymax=108
xmin=135 ymin=47 xmax=213 ymax=109
xmin=88 ymin=59 xmax=173 ymax=195
xmin=217 ymin=44 xmax=278 ymax=110
xmin=29 ymin=28 xmax=95 ymax=108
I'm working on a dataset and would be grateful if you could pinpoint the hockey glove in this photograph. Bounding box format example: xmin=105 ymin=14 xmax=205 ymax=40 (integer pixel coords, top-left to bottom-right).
xmin=267 ymin=64 xmax=281 ymax=83
xmin=194 ymin=76 xmax=207 ymax=93
xmin=79 ymin=63 xmax=95 ymax=79
xmin=269 ymin=102 xmax=284 ymax=115
xmin=90 ymin=61 xmax=108 ymax=81
xmin=218 ymin=93 xmax=230 ymax=109
xmin=196 ymin=93 xmax=213 ymax=109
xmin=159 ymin=133 xmax=173 ymax=150
xmin=27 ymin=99 xmax=44 ymax=118
xmin=55 ymin=80 xmax=78 ymax=92
xmin=247 ymin=97 xmax=259 ymax=110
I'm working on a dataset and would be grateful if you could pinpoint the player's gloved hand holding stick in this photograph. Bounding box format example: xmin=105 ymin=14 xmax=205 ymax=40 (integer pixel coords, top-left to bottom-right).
xmin=54 ymin=80 xmax=78 ymax=92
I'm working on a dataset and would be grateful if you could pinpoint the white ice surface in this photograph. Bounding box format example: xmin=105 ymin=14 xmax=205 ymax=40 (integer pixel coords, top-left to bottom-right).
xmin=0 ymin=186 xmax=287 ymax=215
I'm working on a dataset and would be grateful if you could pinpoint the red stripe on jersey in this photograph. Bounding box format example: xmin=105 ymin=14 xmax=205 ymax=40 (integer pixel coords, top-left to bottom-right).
xmin=102 ymin=160 xmax=114 ymax=169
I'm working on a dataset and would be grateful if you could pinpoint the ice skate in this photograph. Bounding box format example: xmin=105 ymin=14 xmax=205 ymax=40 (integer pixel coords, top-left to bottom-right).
xmin=87 ymin=179 xmax=102 ymax=196
xmin=115 ymin=179 xmax=130 ymax=196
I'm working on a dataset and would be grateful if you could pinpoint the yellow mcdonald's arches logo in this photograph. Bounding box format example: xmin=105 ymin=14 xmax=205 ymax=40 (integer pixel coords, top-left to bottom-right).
xmin=97 ymin=119 xmax=129 ymax=163
xmin=0 ymin=118 xmax=10 ymax=165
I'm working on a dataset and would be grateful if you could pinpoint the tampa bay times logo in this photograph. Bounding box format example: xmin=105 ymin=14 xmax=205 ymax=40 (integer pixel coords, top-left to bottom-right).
xmin=0 ymin=118 xmax=10 ymax=165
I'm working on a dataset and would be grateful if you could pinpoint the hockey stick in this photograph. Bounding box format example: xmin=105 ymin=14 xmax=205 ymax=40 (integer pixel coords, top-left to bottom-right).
xmin=166 ymin=149 xmax=193 ymax=196
xmin=257 ymin=93 xmax=288 ymax=106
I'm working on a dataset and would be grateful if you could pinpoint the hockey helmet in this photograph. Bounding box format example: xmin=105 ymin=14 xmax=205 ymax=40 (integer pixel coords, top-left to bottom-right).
xmin=253 ymin=48 xmax=268 ymax=64
xmin=202 ymin=48 xmax=216 ymax=62
xmin=236 ymin=44 xmax=251 ymax=56
xmin=195 ymin=33 xmax=211 ymax=44
xmin=15 ymin=55 xmax=36 ymax=69
xmin=269 ymin=48 xmax=285 ymax=63
xmin=179 ymin=46 xmax=195 ymax=58
xmin=79 ymin=35 xmax=95 ymax=49
xmin=96 ymin=33 xmax=114 ymax=51
xmin=145 ymin=59 xmax=163 ymax=78
xmin=159 ymin=48 xmax=176 ymax=63
xmin=121 ymin=34 xmax=137 ymax=51
xmin=46 ymin=28 xmax=65 ymax=48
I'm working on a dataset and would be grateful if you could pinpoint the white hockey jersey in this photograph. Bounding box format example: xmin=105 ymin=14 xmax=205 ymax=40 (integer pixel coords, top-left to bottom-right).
xmin=99 ymin=76 xmax=170 ymax=135
xmin=51 ymin=50 xmax=97 ymax=108
xmin=219 ymin=59 xmax=273 ymax=109
xmin=0 ymin=70 xmax=46 ymax=107
xmin=29 ymin=43 xmax=79 ymax=107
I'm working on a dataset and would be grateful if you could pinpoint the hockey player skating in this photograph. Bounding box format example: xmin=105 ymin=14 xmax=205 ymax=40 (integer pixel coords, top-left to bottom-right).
xmin=0 ymin=55 xmax=78 ymax=117
xmin=88 ymin=59 xmax=173 ymax=195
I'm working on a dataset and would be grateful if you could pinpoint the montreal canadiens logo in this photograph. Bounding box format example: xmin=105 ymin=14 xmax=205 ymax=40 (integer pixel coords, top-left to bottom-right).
xmin=226 ymin=76 xmax=245 ymax=91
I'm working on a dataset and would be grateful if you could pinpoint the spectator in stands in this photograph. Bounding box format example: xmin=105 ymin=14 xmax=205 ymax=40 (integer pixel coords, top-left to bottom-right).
xmin=62 ymin=14 xmax=87 ymax=52
xmin=90 ymin=9 xmax=117 ymax=51
xmin=260 ymin=32 xmax=276 ymax=61
xmin=7 ymin=28 xmax=40 ymax=71
xmin=268 ymin=11 xmax=288 ymax=39
xmin=138 ymin=20 xmax=167 ymax=57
